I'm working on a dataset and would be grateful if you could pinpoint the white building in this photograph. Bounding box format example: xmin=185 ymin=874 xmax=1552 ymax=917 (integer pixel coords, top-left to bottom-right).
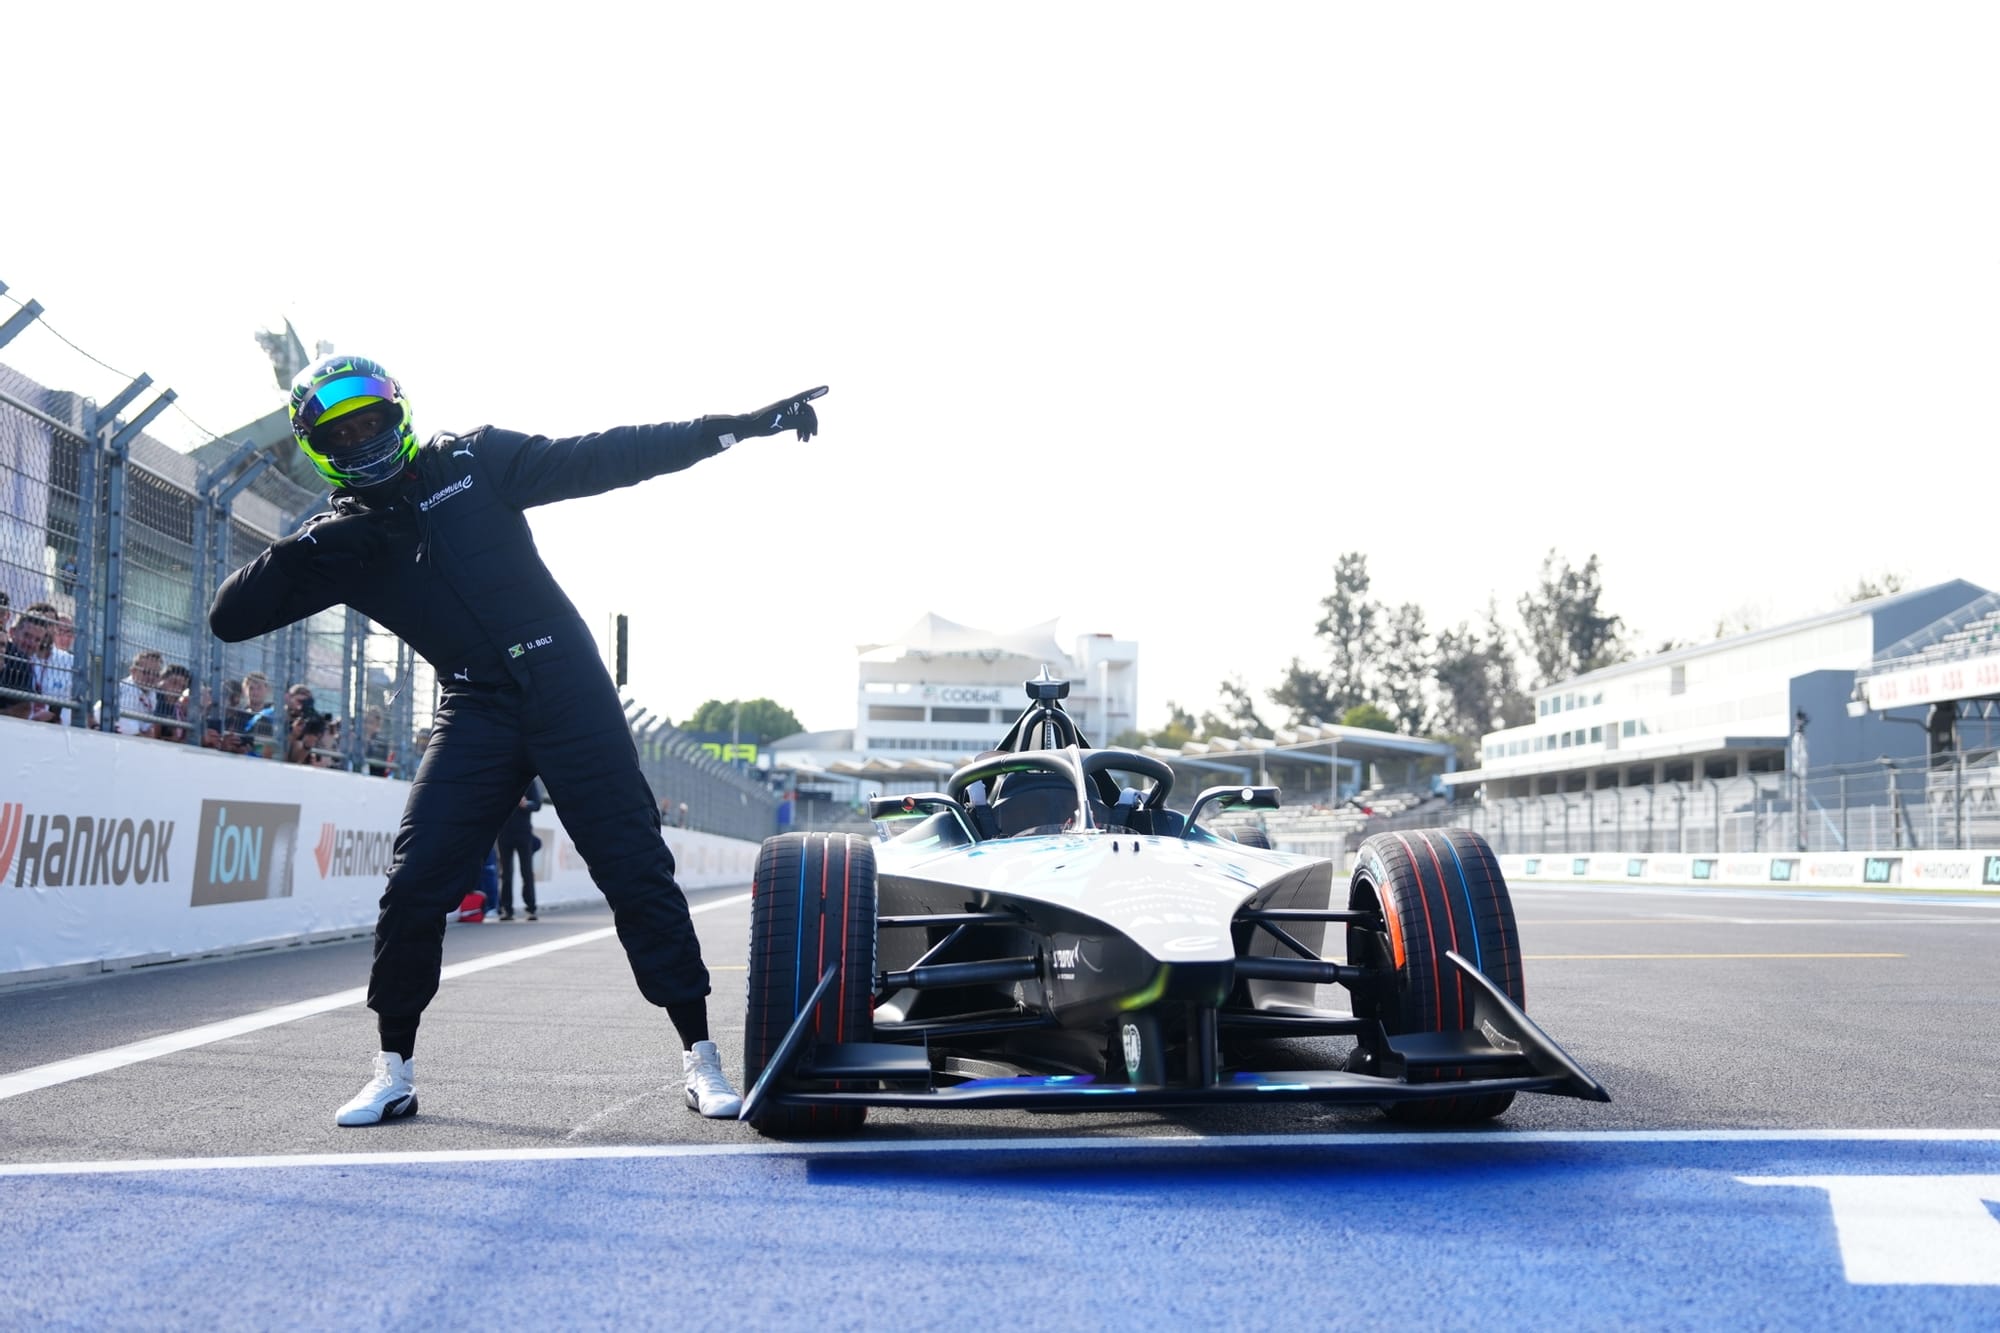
xmin=1449 ymin=579 xmax=1989 ymax=799
xmin=769 ymin=613 xmax=1138 ymax=811
xmin=855 ymin=613 xmax=1136 ymax=753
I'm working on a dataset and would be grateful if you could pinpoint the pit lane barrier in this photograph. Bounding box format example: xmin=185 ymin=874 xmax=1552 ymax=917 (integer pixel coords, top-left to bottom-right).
xmin=0 ymin=720 xmax=758 ymax=988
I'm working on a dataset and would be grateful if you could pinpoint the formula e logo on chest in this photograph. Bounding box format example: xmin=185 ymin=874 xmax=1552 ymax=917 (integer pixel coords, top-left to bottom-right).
xmin=419 ymin=476 xmax=473 ymax=512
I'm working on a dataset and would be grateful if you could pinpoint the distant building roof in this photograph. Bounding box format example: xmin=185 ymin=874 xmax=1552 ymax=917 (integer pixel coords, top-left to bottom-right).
xmin=858 ymin=612 xmax=1070 ymax=667
xmin=1564 ymin=579 xmax=1988 ymax=689
xmin=769 ymin=728 xmax=856 ymax=751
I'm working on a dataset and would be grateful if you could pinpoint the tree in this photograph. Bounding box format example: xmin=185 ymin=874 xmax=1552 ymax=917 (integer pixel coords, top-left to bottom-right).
xmin=1213 ymin=675 xmax=1272 ymax=738
xmin=1267 ymin=657 xmax=1338 ymax=727
xmin=1432 ymin=620 xmax=1491 ymax=739
xmin=1709 ymin=603 xmax=1763 ymax=639
xmin=1313 ymin=551 xmax=1381 ymax=714
xmin=1339 ymin=702 xmax=1395 ymax=732
xmin=1376 ymin=602 xmax=1433 ymax=735
xmin=686 ymin=698 xmax=804 ymax=746
xmin=1431 ymin=600 xmax=1532 ymax=765
xmin=1846 ymin=571 xmax=1907 ymax=602
xmin=1516 ymin=549 xmax=1628 ymax=687
xmin=1116 ymin=701 xmax=1198 ymax=750
xmin=1485 ymin=600 xmax=1534 ymax=728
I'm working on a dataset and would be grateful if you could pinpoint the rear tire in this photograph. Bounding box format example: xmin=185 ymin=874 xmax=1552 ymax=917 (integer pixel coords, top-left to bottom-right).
xmin=1346 ymin=828 xmax=1523 ymax=1124
xmin=744 ymin=832 xmax=878 ymax=1137
xmin=1230 ymin=828 xmax=1272 ymax=850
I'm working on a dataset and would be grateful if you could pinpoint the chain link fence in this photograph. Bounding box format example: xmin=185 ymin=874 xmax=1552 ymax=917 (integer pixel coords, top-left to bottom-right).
xmin=2 ymin=357 xmax=781 ymax=841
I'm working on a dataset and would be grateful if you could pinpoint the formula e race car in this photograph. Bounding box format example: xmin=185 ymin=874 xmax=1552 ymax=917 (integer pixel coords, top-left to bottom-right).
xmin=739 ymin=672 xmax=1608 ymax=1135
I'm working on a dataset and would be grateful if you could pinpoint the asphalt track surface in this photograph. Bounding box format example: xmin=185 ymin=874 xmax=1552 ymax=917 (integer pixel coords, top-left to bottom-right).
xmin=4 ymin=879 xmax=2000 ymax=1328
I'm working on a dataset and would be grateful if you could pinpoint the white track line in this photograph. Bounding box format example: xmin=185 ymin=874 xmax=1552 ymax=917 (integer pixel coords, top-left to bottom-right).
xmin=0 ymin=892 xmax=750 ymax=1105
xmin=6 ymin=1128 xmax=2000 ymax=1177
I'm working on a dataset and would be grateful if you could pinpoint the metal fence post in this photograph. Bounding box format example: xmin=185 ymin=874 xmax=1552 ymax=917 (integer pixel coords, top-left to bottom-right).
xmin=69 ymin=400 xmax=101 ymax=727
xmin=1839 ymin=773 xmax=1848 ymax=851
xmin=96 ymin=429 xmax=129 ymax=729
xmin=1956 ymin=752 xmax=1965 ymax=850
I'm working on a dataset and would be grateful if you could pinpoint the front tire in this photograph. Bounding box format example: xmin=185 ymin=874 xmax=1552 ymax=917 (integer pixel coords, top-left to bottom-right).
xmin=744 ymin=832 xmax=878 ymax=1136
xmin=1347 ymin=828 xmax=1523 ymax=1124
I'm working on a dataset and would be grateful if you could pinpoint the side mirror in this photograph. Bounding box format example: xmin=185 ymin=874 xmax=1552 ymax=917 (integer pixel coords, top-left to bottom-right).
xmin=867 ymin=792 xmax=961 ymax=821
xmin=1185 ymin=784 xmax=1281 ymax=829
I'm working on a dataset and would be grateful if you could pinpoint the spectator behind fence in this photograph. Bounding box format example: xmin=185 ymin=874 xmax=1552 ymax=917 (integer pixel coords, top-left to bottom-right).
xmin=204 ymin=678 xmax=250 ymax=753
xmin=284 ymin=684 xmax=325 ymax=764
xmin=230 ymin=672 xmax=268 ymax=734
xmin=239 ymin=673 xmax=282 ymax=758
xmin=154 ymin=664 xmax=193 ymax=743
xmin=313 ymin=716 xmax=347 ymax=768
xmin=2 ymin=612 xmax=51 ymax=721
xmin=363 ymin=707 xmax=393 ymax=776
xmin=0 ymin=589 xmax=10 ymax=634
xmin=24 ymin=601 xmax=72 ymax=725
xmin=290 ymin=709 xmax=329 ymax=764
xmin=114 ymin=650 xmax=162 ymax=737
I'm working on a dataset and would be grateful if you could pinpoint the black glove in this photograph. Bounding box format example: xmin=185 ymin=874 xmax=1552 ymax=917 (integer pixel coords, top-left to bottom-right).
xmin=739 ymin=386 xmax=829 ymax=443
xmin=273 ymin=510 xmax=396 ymax=575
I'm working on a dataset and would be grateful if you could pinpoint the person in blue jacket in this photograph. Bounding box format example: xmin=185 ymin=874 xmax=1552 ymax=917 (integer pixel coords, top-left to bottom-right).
xmin=211 ymin=354 xmax=826 ymax=1127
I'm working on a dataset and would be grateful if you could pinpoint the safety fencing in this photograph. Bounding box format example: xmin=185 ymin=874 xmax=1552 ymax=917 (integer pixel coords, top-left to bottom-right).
xmin=0 ymin=721 xmax=759 ymax=986
xmin=0 ymin=357 xmax=410 ymax=765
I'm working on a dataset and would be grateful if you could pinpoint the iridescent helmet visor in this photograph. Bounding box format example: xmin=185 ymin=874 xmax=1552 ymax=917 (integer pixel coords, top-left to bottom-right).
xmin=294 ymin=374 xmax=400 ymax=435
xmin=295 ymin=376 xmax=415 ymax=490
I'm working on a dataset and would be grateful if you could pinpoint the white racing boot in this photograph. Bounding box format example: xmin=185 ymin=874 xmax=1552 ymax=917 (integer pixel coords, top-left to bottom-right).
xmin=681 ymin=1040 xmax=743 ymax=1118
xmin=335 ymin=1052 xmax=419 ymax=1127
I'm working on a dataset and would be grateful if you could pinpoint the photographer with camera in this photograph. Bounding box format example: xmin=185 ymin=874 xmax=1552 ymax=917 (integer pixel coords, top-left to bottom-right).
xmin=283 ymin=684 xmax=329 ymax=765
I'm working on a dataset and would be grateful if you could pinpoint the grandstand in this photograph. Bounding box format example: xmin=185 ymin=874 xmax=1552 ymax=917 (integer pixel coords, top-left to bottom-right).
xmin=1853 ymin=590 xmax=2000 ymax=716
xmin=1427 ymin=580 xmax=2000 ymax=855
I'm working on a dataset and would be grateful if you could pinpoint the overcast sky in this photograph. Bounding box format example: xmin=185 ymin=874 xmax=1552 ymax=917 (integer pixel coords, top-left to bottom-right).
xmin=5 ymin=4 xmax=1995 ymax=734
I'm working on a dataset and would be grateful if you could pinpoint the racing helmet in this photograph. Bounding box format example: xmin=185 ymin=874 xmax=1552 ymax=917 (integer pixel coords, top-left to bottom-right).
xmin=288 ymin=354 xmax=418 ymax=490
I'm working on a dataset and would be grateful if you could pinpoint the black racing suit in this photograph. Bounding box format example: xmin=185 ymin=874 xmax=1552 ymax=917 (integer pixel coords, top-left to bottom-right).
xmin=210 ymin=420 xmax=729 ymax=1022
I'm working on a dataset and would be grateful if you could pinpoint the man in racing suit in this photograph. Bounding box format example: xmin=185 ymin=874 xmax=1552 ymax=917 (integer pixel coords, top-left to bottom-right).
xmin=210 ymin=353 xmax=826 ymax=1126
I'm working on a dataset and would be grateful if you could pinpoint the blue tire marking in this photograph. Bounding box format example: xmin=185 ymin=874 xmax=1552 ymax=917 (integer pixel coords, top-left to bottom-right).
xmin=1437 ymin=832 xmax=1484 ymax=975
xmin=793 ymin=837 xmax=808 ymax=1019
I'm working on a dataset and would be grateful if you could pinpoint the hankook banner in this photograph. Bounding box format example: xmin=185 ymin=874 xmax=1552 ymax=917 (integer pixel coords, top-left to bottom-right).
xmin=1 ymin=723 xmax=758 ymax=983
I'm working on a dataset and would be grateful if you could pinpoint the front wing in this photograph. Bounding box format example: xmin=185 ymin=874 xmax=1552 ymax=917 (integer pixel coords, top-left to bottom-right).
xmin=741 ymin=950 xmax=1610 ymax=1122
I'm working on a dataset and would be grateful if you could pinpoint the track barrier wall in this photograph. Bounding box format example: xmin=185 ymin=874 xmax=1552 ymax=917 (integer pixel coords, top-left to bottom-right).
xmin=1495 ymin=850 xmax=2000 ymax=893
xmin=0 ymin=721 xmax=758 ymax=986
